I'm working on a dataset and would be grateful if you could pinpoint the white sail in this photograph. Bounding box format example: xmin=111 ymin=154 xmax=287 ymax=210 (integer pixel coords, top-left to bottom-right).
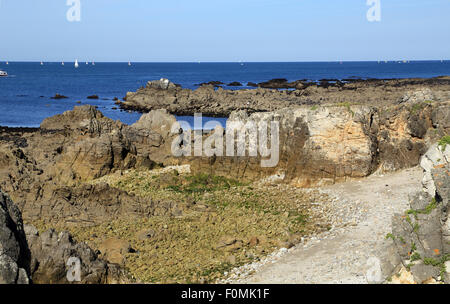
xmin=128 ymin=61 xmax=131 ymax=66
xmin=62 ymin=62 xmax=65 ymax=66
xmin=6 ymin=62 xmax=8 ymax=65
xmin=75 ymin=59 xmax=79 ymax=68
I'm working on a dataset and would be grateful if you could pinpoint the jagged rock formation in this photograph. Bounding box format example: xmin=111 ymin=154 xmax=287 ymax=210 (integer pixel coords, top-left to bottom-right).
xmin=1 ymin=190 xmax=127 ymax=284
xmin=0 ymin=190 xmax=30 ymax=284
xmin=385 ymin=142 xmax=450 ymax=284
xmin=0 ymin=100 xmax=448 ymax=225
xmin=0 ymin=106 xmax=181 ymax=226
xmin=186 ymin=101 xmax=449 ymax=186
xmin=25 ymin=225 xmax=128 ymax=284
xmin=119 ymin=77 xmax=450 ymax=117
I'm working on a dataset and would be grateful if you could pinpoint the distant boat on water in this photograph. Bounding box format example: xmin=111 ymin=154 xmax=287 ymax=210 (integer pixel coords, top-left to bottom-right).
xmin=0 ymin=70 xmax=7 ymax=77
xmin=128 ymin=61 xmax=131 ymax=66
xmin=6 ymin=62 xmax=9 ymax=65
xmin=40 ymin=61 xmax=44 ymax=65
xmin=92 ymin=62 xmax=95 ymax=66
xmin=62 ymin=62 xmax=65 ymax=66
xmin=74 ymin=59 xmax=79 ymax=68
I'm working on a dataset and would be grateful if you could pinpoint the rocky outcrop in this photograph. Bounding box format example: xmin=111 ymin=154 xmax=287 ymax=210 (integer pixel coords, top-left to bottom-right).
xmin=1 ymin=101 xmax=448 ymax=206
xmin=0 ymin=106 xmax=184 ymax=226
xmin=2 ymin=190 xmax=127 ymax=284
xmin=25 ymin=225 xmax=128 ymax=284
xmin=385 ymin=142 xmax=450 ymax=284
xmin=120 ymin=77 xmax=450 ymax=117
xmin=0 ymin=100 xmax=448 ymax=229
xmin=0 ymin=190 xmax=30 ymax=284
xmin=185 ymin=102 xmax=447 ymax=186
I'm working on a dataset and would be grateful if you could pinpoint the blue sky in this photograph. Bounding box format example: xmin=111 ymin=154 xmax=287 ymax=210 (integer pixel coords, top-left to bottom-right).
xmin=0 ymin=0 xmax=449 ymax=62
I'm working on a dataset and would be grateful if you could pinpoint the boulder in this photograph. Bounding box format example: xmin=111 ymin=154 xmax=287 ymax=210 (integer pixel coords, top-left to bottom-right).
xmin=25 ymin=226 xmax=128 ymax=284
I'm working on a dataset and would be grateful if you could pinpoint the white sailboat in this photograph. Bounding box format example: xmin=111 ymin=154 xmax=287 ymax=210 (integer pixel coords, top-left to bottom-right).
xmin=62 ymin=61 xmax=65 ymax=66
xmin=40 ymin=61 xmax=44 ymax=65
xmin=86 ymin=61 xmax=88 ymax=65
xmin=128 ymin=61 xmax=131 ymax=66
xmin=74 ymin=59 xmax=79 ymax=68
xmin=92 ymin=61 xmax=95 ymax=66
xmin=6 ymin=61 xmax=9 ymax=65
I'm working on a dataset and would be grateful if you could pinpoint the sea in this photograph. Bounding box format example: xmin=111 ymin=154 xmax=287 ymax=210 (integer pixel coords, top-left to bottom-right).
xmin=1 ymin=61 xmax=450 ymax=128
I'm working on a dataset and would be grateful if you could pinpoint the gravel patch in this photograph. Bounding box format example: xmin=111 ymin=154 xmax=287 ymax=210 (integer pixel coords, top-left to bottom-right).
xmin=222 ymin=167 xmax=422 ymax=284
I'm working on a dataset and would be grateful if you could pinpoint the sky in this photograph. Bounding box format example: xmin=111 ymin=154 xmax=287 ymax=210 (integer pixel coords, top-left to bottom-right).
xmin=0 ymin=0 xmax=449 ymax=62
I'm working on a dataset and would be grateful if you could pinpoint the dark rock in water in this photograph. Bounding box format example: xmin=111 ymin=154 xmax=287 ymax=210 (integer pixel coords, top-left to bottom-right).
xmin=196 ymin=81 xmax=224 ymax=87
xmin=319 ymin=78 xmax=339 ymax=82
xmin=227 ymin=82 xmax=243 ymax=87
xmin=51 ymin=94 xmax=68 ymax=100
xmin=258 ymin=78 xmax=289 ymax=89
xmin=87 ymin=95 xmax=99 ymax=100
xmin=0 ymin=190 xmax=30 ymax=284
xmin=247 ymin=82 xmax=258 ymax=87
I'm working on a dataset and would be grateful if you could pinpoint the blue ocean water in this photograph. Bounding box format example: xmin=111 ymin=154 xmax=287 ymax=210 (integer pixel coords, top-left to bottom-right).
xmin=1 ymin=61 xmax=449 ymax=128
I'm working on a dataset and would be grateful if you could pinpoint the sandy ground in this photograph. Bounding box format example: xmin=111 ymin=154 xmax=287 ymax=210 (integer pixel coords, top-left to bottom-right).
xmin=240 ymin=166 xmax=422 ymax=284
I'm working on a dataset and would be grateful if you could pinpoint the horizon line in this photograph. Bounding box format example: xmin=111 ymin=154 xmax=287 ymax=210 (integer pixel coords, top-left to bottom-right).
xmin=1 ymin=59 xmax=449 ymax=64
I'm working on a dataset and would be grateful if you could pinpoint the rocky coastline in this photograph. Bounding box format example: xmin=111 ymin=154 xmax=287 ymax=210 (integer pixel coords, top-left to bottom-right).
xmin=117 ymin=77 xmax=450 ymax=117
xmin=1 ymin=76 xmax=449 ymax=284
